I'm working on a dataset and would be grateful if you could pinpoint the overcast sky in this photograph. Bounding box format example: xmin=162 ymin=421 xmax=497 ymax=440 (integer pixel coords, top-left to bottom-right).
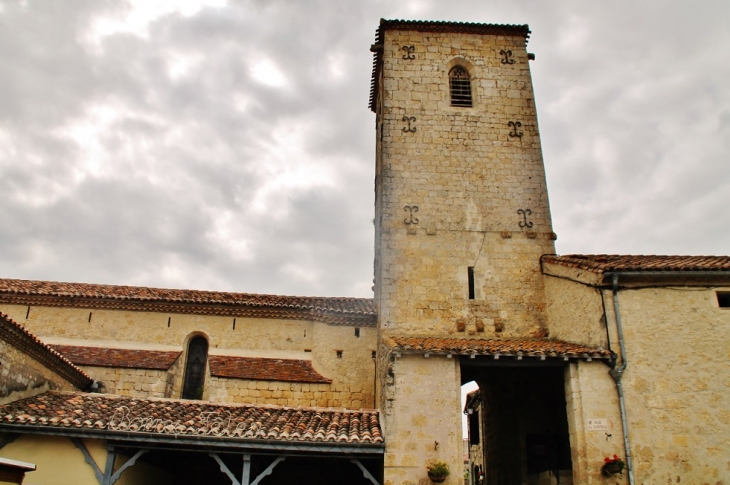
xmin=1 ymin=0 xmax=728 ymax=297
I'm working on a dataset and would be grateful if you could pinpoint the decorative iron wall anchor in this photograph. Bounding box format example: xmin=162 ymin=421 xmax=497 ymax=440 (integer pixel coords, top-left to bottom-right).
xmin=402 ymin=116 xmax=417 ymax=133
xmin=517 ymin=209 xmax=533 ymax=228
xmin=404 ymin=205 xmax=419 ymax=224
xmin=402 ymin=45 xmax=415 ymax=59
xmin=508 ymin=121 xmax=523 ymax=139
xmin=500 ymin=49 xmax=515 ymax=64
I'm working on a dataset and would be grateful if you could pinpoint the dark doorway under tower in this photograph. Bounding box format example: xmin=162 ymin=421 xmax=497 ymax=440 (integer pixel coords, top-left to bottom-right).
xmin=462 ymin=362 xmax=573 ymax=485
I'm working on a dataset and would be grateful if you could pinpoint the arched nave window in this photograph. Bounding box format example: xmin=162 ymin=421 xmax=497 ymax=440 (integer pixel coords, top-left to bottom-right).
xmin=181 ymin=336 xmax=208 ymax=400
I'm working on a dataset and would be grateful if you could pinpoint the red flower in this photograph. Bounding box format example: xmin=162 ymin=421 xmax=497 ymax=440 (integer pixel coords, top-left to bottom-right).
xmin=613 ymin=454 xmax=619 ymax=460
xmin=604 ymin=457 xmax=611 ymax=463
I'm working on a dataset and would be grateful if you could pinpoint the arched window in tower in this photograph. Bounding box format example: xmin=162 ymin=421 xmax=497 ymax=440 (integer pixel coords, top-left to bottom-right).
xmin=449 ymin=66 xmax=472 ymax=107
xmin=181 ymin=336 xmax=208 ymax=400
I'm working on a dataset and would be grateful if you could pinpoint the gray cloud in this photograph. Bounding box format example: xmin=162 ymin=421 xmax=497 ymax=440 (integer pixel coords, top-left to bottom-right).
xmin=1 ymin=0 xmax=728 ymax=296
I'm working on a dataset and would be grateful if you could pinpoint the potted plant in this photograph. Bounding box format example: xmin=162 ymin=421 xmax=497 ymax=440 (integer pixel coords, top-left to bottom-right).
xmin=601 ymin=454 xmax=625 ymax=477
xmin=427 ymin=461 xmax=450 ymax=483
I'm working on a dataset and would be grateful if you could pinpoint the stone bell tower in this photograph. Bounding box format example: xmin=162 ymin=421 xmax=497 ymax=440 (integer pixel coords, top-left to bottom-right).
xmin=369 ymin=20 xmax=556 ymax=485
xmin=370 ymin=19 xmax=555 ymax=340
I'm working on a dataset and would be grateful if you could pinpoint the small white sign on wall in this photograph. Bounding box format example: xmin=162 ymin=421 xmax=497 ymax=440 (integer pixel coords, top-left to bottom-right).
xmin=587 ymin=418 xmax=609 ymax=431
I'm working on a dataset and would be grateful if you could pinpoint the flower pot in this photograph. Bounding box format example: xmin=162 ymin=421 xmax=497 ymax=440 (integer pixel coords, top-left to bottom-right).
xmin=601 ymin=461 xmax=624 ymax=477
xmin=428 ymin=474 xmax=447 ymax=484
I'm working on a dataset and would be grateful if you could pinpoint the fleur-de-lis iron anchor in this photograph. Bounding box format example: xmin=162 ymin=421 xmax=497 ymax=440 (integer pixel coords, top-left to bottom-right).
xmin=500 ymin=49 xmax=515 ymax=64
xmin=402 ymin=116 xmax=416 ymax=133
xmin=518 ymin=209 xmax=533 ymax=228
xmin=402 ymin=45 xmax=415 ymax=60
xmin=508 ymin=121 xmax=523 ymax=139
xmin=404 ymin=205 xmax=419 ymax=224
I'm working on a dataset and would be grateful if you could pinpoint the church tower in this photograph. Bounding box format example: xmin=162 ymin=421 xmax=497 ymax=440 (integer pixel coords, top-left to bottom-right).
xmin=369 ymin=20 xmax=557 ymax=485
xmin=371 ymin=20 xmax=555 ymax=340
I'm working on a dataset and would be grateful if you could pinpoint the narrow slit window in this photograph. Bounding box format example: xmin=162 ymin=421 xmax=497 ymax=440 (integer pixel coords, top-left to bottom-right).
xmin=468 ymin=267 xmax=475 ymax=300
xmin=449 ymin=66 xmax=472 ymax=107
xmin=717 ymin=292 xmax=730 ymax=308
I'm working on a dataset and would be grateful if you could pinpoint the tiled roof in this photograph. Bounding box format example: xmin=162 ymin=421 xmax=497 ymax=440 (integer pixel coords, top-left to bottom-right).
xmin=543 ymin=254 xmax=730 ymax=274
xmin=0 ymin=391 xmax=383 ymax=446
xmin=0 ymin=312 xmax=93 ymax=390
xmin=369 ymin=19 xmax=531 ymax=112
xmin=51 ymin=345 xmax=181 ymax=371
xmin=0 ymin=278 xmax=376 ymax=327
xmin=385 ymin=336 xmax=612 ymax=361
xmin=209 ymin=356 xmax=331 ymax=384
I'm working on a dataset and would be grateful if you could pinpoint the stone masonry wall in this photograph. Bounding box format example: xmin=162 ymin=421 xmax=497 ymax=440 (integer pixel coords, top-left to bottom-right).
xmin=382 ymin=354 xmax=463 ymax=485
xmin=612 ymin=285 xmax=730 ymax=482
xmin=543 ymin=267 xmax=608 ymax=347
xmin=542 ymin=272 xmax=730 ymax=483
xmin=564 ymin=362 xmax=626 ymax=484
xmin=375 ymin=29 xmax=555 ymax=339
xmin=0 ymin=340 xmax=77 ymax=404
xmin=374 ymin=26 xmax=556 ymax=485
xmin=207 ymin=378 xmax=337 ymax=407
xmin=0 ymin=304 xmax=377 ymax=409
xmin=79 ymin=365 xmax=170 ymax=398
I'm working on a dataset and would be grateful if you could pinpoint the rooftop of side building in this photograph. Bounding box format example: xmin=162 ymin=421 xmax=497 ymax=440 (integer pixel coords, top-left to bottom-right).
xmin=0 ymin=277 xmax=376 ymax=326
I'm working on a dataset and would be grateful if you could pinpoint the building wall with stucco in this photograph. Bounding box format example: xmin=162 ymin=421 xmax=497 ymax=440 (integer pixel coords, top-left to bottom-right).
xmin=0 ymin=435 xmax=171 ymax=485
xmin=0 ymin=303 xmax=377 ymax=409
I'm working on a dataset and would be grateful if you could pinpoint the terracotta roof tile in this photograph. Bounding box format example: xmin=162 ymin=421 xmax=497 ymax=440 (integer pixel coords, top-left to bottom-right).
xmin=209 ymin=356 xmax=331 ymax=384
xmin=0 ymin=312 xmax=93 ymax=390
xmin=50 ymin=345 xmax=181 ymax=371
xmin=543 ymin=254 xmax=730 ymax=274
xmin=369 ymin=19 xmax=530 ymax=112
xmin=0 ymin=391 xmax=382 ymax=445
xmin=0 ymin=278 xmax=375 ymax=326
xmin=386 ymin=337 xmax=612 ymax=360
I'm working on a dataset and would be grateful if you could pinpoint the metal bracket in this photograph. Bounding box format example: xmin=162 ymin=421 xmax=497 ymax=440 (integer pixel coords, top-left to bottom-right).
xmin=508 ymin=121 xmax=523 ymax=139
xmin=210 ymin=454 xmax=279 ymax=485
xmin=351 ymin=458 xmax=380 ymax=485
xmin=517 ymin=208 xmax=533 ymax=228
xmin=72 ymin=438 xmax=104 ymax=485
xmin=402 ymin=116 xmax=416 ymax=133
xmin=500 ymin=49 xmax=515 ymax=64
xmin=210 ymin=453 xmax=242 ymax=485
xmin=102 ymin=450 xmax=115 ymax=485
xmin=251 ymin=456 xmax=285 ymax=485
xmin=242 ymin=454 xmax=251 ymax=485
xmin=108 ymin=449 xmax=147 ymax=485
xmin=73 ymin=440 xmax=145 ymax=485
xmin=404 ymin=205 xmax=419 ymax=224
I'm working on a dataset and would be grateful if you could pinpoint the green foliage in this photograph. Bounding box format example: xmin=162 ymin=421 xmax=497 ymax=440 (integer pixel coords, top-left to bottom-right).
xmin=427 ymin=461 xmax=450 ymax=478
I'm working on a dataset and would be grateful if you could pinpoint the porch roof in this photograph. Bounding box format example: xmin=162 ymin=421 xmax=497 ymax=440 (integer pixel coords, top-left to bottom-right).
xmin=0 ymin=391 xmax=383 ymax=452
xmin=384 ymin=336 xmax=613 ymax=361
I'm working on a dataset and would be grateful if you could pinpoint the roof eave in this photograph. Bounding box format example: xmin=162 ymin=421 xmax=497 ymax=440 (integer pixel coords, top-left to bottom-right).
xmin=0 ymin=425 xmax=385 ymax=454
xmin=392 ymin=349 xmax=612 ymax=363
xmin=601 ymin=270 xmax=730 ymax=286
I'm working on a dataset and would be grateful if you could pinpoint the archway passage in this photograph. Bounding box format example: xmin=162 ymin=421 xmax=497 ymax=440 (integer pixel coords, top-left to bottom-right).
xmin=462 ymin=363 xmax=573 ymax=485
